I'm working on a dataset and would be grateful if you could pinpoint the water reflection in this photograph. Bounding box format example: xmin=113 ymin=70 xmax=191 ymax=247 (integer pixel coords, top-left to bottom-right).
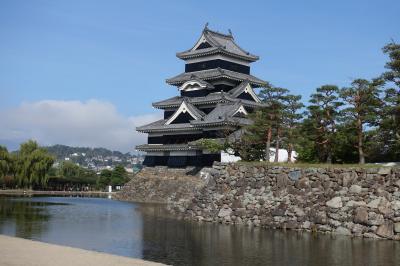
xmin=0 ymin=196 xmax=399 ymax=266
xmin=0 ymin=197 xmax=52 ymax=238
xmin=0 ymin=196 xmax=144 ymax=258
xmin=139 ymin=215 xmax=400 ymax=266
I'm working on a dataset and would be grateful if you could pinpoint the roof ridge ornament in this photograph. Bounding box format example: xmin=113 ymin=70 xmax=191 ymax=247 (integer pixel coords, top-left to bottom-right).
xmin=221 ymin=91 xmax=227 ymax=101
xmin=228 ymin=29 xmax=233 ymax=38
xmin=204 ymin=22 xmax=209 ymax=31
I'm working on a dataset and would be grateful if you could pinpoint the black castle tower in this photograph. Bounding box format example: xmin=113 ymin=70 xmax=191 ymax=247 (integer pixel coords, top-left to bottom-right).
xmin=137 ymin=25 xmax=267 ymax=167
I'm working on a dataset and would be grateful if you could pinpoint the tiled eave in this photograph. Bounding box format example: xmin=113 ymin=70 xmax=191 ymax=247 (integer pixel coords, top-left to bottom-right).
xmin=166 ymin=72 xmax=267 ymax=88
xmin=136 ymin=144 xmax=201 ymax=152
xmin=152 ymin=98 xmax=266 ymax=110
xmin=136 ymin=126 xmax=200 ymax=133
xmin=176 ymin=47 xmax=259 ymax=62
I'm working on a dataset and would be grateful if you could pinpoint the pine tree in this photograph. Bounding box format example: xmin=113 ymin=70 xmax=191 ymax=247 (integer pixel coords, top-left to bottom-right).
xmin=340 ymin=79 xmax=382 ymax=164
xmin=380 ymin=42 xmax=400 ymax=160
xmin=258 ymin=84 xmax=288 ymax=162
xmin=282 ymin=95 xmax=304 ymax=162
xmin=307 ymin=85 xmax=343 ymax=163
xmin=235 ymin=108 xmax=270 ymax=161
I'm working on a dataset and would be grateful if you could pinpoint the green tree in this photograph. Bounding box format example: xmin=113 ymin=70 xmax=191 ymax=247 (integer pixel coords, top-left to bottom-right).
xmin=15 ymin=140 xmax=54 ymax=188
xmin=382 ymin=42 xmax=400 ymax=87
xmin=111 ymin=165 xmax=127 ymax=186
xmin=282 ymin=94 xmax=304 ymax=162
xmin=0 ymin=146 xmax=11 ymax=178
xmin=0 ymin=146 xmax=17 ymax=187
xmin=97 ymin=169 xmax=112 ymax=188
xmin=196 ymin=138 xmax=227 ymax=153
xmin=379 ymin=42 xmax=400 ymax=160
xmin=235 ymin=109 xmax=270 ymax=161
xmin=59 ymin=161 xmax=80 ymax=177
xmin=332 ymin=123 xmax=358 ymax=163
xmin=295 ymin=117 xmax=320 ymax=163
xmin=258 ymin=84 xmax=289 ymax=162
xmin=307 ymin=85 xmax=343 ymax=163
xmin=340 ymin=79 xmax=382 ymax=164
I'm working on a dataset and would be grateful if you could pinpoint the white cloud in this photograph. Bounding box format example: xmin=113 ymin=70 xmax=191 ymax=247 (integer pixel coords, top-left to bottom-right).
xmin=0 ymin=99 xmax=161 ymax=152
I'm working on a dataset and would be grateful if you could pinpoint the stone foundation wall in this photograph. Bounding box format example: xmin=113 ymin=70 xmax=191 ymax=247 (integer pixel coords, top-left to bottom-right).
xmin=115 ymin=167 xmax=207 ymax=205
xmin=180 ymin=163 xmax=400 ymax=240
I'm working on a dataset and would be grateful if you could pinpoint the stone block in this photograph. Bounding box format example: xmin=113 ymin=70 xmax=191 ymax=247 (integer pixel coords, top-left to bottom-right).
xmin=342 ymin=172 xmax=357 ymax=187
xmin=276 ymin=173 xmax=289 ymax=188
xmin=367 ymin=198 xmax=383 ymax=209
xmin=288 ymin=170 xmax=301 ymax=181
xmin=326 ymin=197 xmax=343 ymax=208
xmin=352 ymin=224 xmax=365 ymax=235
xmin=376 ymin=221 xmax=394 ymax=238
xmin=302 ymin=221 xmax=311 ymax=229
xmin=394 ymin=223 xmax=400 ymax=233
xmin=367 ymin=212 xmax=384 ymax=226
xmin=378 ymin=168 xmax=391 ymax=175
xmin=335 ymin=226 xmax=351 ymax=236
xmin=354 ymin=207 xmax=369 ymax=224
xmin=296 ymin=178 xmax=310 ymax=189
xmin=392 ymin=200 xmax=400 ymax=211
xmin=218 ymin=207 xmax=232 ymax=218
xmin=349 ymin=185 xmax=362 ymax=194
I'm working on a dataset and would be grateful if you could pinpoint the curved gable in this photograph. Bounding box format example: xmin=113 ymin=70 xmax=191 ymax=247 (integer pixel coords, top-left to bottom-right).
xmin=165 ymin=101 xmax=204 ymax=125
xmin=230 ymin=82 xmax=261 ymax=103
xmin=179 ymin=78 xmax=214 ymax=92
xmin=232 ymin=105 xmax=248 ymax=118
xmin=179 ymin=80 xmax=206 ymax=91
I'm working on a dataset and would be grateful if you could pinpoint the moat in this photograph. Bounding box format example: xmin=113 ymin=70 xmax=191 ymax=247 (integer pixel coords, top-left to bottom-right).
xmin=0 ymin=195 xmax=399 ymax=266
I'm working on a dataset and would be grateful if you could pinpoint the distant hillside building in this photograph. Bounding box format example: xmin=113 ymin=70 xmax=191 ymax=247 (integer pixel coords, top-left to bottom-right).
xmin=136 ymin=25 xmax=268 ymax=167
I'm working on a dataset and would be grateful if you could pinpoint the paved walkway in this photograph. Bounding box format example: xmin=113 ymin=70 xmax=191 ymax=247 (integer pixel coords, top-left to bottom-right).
xmin=0 ymin=235 xmax=166 ymax=266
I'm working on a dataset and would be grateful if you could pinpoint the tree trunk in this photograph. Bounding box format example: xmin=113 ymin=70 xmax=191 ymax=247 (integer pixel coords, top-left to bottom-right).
xmin=357 ymin=117 xmax=365 ymax=164
xmin=287 ymin=143 xmax=293 ymax=163
xmin=265 ymin=127 xmax=272 ymax=162
xmin=326 ymin=152 xmax=332 ymax=164
xmin=274 ymin=127 xmax=280 ymax=162
xmin=326 ymin=142 xmax=332 ymax=164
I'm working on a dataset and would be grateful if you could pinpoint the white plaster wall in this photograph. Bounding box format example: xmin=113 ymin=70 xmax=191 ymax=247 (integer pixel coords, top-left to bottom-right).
xmin=268 ymin=149 xmax=298 ymax=162
xmin=221 ymin=148 xmax=298 ymax=163
xmin=221 ymin=149 xmax=241 ymax=163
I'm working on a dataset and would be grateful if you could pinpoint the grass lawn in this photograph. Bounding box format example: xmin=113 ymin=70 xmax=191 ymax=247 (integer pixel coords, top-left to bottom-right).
xmin=235 ymin=161 xmax=397 ymax=169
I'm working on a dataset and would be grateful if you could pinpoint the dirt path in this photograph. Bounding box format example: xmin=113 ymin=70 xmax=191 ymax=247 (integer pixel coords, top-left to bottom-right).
xmin=0 ymin=235 xmax=166 ymax=266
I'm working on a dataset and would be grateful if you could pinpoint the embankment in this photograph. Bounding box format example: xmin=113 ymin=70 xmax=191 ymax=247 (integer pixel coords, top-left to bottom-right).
xmin=178 ymin=163 xmax=400 ymax=240
xmin=115 ymin=166 xmax=207 ymax=207
xmin=118 ymin=163 xmax=400 ymax=240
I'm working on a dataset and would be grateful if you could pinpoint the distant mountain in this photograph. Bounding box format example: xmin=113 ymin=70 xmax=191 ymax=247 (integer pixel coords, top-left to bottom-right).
xmin=45 ymin=144 xmax=133 ymax=160
xmin=44 ymin=144 xmax=143 ymax=170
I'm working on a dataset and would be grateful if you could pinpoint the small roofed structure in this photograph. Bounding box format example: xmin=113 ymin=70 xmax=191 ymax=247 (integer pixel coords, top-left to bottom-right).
xmin=136 ymin=25 xmax=268 ymax=167
xmin=176 ymin=25 xmax=259 ymax=62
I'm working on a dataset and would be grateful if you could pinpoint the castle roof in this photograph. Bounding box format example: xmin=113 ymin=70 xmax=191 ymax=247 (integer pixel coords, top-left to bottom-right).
xmin=166 ymin=68 xmax=267 ymax=87
xmin=137 ymin=101 xmax=251 ymax=133
xmin=136 ymin=143 xmax=201 ymax=152
xmin=153 ymin=81 xmax=266 ymax=109
xmin=179 ymin=75 xmax=215 ymax=90
xmin=177 ymin=26 xmax=259 ymax=62
xmin=191 ymin=102 xmax=252 ymax=127
xmin=136 ymin=119 xmax=197 ymax=133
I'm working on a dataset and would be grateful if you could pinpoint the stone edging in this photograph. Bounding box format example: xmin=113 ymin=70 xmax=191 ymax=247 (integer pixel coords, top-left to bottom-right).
xmin=176 ymin=163 xmax=400 ymax=240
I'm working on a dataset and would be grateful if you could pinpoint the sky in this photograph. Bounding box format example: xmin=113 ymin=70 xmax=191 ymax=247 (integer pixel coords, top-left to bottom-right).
xmin=0 ymin=0 xmax=399 ymax=152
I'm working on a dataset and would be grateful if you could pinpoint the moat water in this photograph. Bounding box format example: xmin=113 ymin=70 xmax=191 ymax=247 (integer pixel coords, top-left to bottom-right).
xmin=0 ymin=195 xmax=399 ymax=266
